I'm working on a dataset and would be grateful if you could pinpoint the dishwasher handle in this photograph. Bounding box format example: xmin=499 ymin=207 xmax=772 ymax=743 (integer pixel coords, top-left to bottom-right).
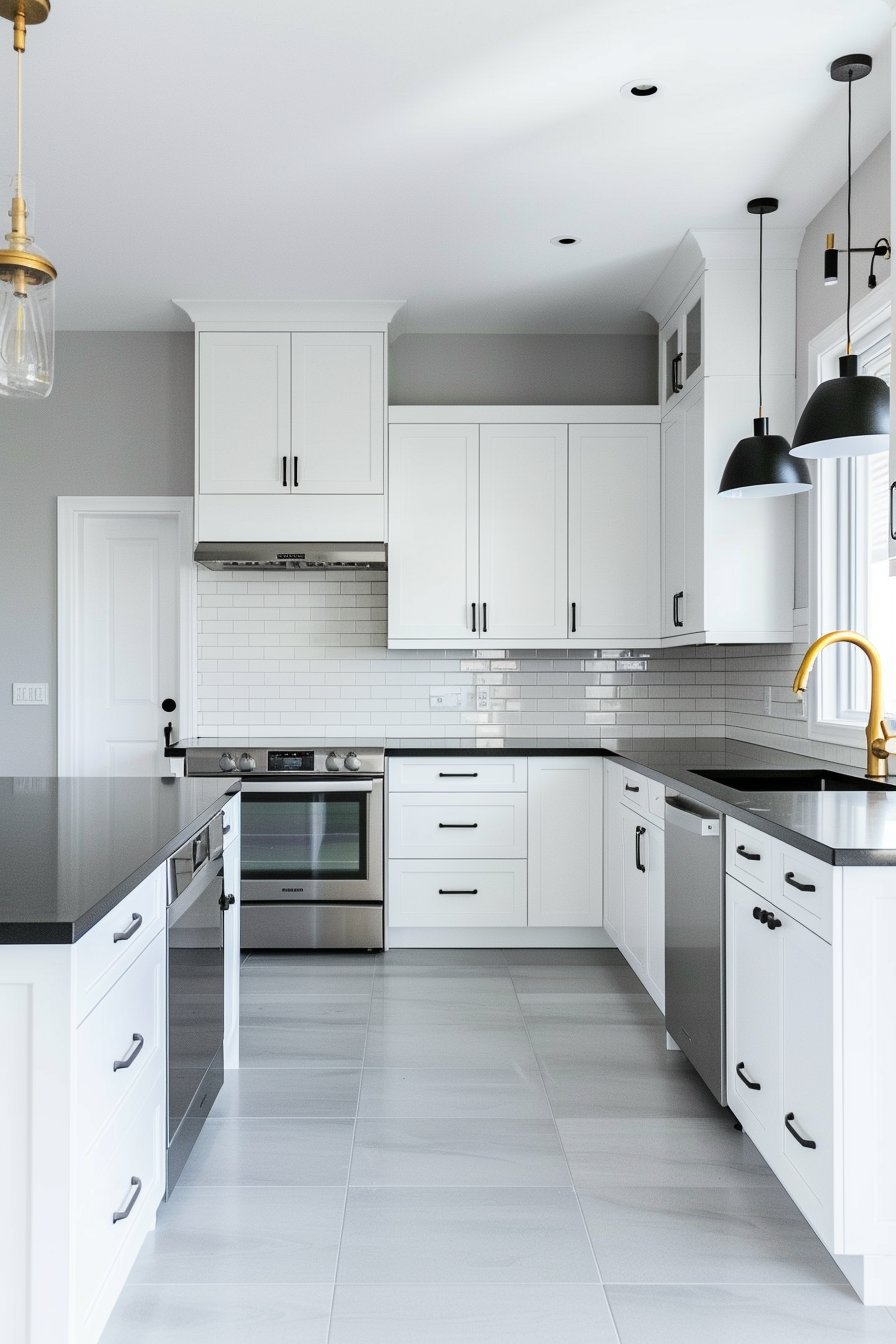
xmin=664 ymin=796 xmax=721 ymax=838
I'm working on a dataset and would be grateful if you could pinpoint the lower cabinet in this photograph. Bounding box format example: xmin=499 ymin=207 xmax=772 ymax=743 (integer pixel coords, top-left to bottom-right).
xmin=223 ymin=809 xmax=241 ymax=1069
xmin=604 ymin=762 xmax=665 ymax=1010
xmin=527 ymin=757 xmax=602 ymax=927
xmin=388 ymin=859 xmax=528 ymax=927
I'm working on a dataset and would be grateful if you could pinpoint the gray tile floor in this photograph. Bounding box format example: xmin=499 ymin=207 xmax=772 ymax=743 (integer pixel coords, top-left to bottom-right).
xmin=101 ymin=948 xmax=896 ymax=1342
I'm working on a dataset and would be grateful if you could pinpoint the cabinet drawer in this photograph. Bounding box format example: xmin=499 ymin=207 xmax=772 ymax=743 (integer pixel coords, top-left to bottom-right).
xmin=388 ymin=860 xmax=527 ymax=927
xmin=388 ymin=757 xmax=527 ymax=792
xmin=727 ymin=820 xmax=772 ymax=896
xmin=75 ymin=864 xmax=167 ymax=1024
xmin=222 ymin=794 xmax=240 ymax=848
xmin=388 ymin=793 xmax=527 ymax=858
xmin=772 ymin=843 xmax=833 ymax=943
xmin=619 ymin=766 xmax=649 ymax=817
xmin=76 ymin=931 xmax=166 ymax=1159
xmin=75 ymin=1066 xmax=165 ymax=1330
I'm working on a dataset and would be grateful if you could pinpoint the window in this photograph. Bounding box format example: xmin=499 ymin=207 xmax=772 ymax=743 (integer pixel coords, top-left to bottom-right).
xmin=813 ymin=321 xmax=894 ymax=743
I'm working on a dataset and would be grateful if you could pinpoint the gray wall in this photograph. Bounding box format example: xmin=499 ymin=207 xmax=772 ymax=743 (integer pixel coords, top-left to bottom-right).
xmin=389 ymin=333 xmax=658 ymax=405
xmin=0 ymin=332 xmax=194 ymax=775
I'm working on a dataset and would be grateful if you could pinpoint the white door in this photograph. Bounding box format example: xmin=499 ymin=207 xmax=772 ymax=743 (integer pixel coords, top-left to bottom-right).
xmin=662 ymin=404 xmax=687 ymax=637
xmin=621 ymin=806 xmax=649 ymax=979
xmin=291 ymin=332 xmax=384 ymax=493
xmin=727 ymin=874 xmax=782 ymax=1143
xmin=58 ymin=500 xmax=192 ymax=776
xmin=782 ymin=915 xmax=834 ymax=1228
xmin=388 ymin=425 xmax=479 ymax=643
xmin=479 ymin=424 xmax=568 ymax=643
xmin=569 ymin=424 xmax=661 ymax=642
xmin=603 ymin=772 xmax=625 ymax=946
xmin=198 ymin=332 xmax=291 ymax=494
xmin=527 ymin=757 xmax=603 ymax=927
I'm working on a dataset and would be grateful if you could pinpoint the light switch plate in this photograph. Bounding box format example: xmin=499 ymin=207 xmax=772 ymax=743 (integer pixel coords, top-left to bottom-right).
xmin=615 ymin=659 xmax=648 ymax=673
xmin=12 ymin=682 xmax=49 ymax=706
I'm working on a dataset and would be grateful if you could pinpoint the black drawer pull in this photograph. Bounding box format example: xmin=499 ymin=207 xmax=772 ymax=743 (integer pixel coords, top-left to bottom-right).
xmin=113 ymin=1033 xmax=144 ymax=1072
xmin=736 ymin=1061 xmax=761 ymax=1091
xmin=112 ymin=1176 xmax=143 ymax=1223
xmin=439 ymin=822 xmax=479 ymax=828
xmin=635 ymin=824 xmax=646 ymax=873
xmin=784 ymin=871 xmax=815 ymax=893
xmin=113 ymin=912 xmax=143 ymax=943
xmin=784 ymin=1113 xmax=816 ymax=1149
xmin=737 ymin=844 xmax=761 ymax=861
xmin=673 ymin=590 xmax=684 ymax=627
xmin=223 ymin=823 xmax=231 ymax=834
xmin=752 ymin=906 xmax=781 ymax=930
xmin=625 ymin=783 xmax=640 ymax=793
xmin=439 ymin=772 xmax=479 ymax=778
xmin=439 ymin=888 xmax=478 ymax=895
xmin=219 ymin=893 xmax=236 ymax=911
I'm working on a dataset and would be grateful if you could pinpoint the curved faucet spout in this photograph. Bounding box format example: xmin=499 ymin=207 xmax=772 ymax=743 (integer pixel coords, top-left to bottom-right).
xmin=792 ymin=630 xmax=888 ymax=778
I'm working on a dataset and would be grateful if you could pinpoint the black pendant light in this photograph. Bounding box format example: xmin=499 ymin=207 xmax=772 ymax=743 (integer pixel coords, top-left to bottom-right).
xmin=791 ymin=55 xmax=890 ymax=459
xmin=718 ymin=198 xmax=812 ymax=498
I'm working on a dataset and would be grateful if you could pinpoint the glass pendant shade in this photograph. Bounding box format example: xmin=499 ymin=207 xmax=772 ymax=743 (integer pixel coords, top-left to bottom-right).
xmin=790 ymin=354 xmax=889 ymax=458
xmin=719 ymin=417 xmax=813 ymax=497
xmin=0 ymin=243 xmax=54 ymax=396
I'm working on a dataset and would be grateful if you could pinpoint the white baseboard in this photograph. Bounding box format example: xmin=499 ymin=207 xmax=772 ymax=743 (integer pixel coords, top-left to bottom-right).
xmin=384 ymin=926 xmax=615 ymax=949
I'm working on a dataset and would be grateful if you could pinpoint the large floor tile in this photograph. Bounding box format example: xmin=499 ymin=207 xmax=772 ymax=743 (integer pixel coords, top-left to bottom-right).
xmin=369 ymin=995 xmax=523 ymax=1030
xmin=329 ymin=1282 xmax=618 ymax=1343
xmin=364 ymin=1024 xmax=538 ymax=1070
xmin=336 ymin=1186 xmax=599 ymax=1284
xmin=211 ymin=1067 xmax=361 ymax=1119
xmin=509 ymin=964 xmax=648 ymax=994
xmin=517 ymin=990 xmax=663 ymax=1027
xmin=100 ymin=1283 xmax=332 ymax=1344
xmin=239 ymin=995 xmax=371 ymax=1027
xmin=606 ymin=1284 xmax=896 ymax=1343
xmin=528 ymin=1021 xmax=668 ymax=1069
xmin=372 ymin=974 xmax=519 ymax=1004
xmin=180 ymin=1118 xmax=355 ymax=1186
xmin=129 ymin=1186 xmax=345 ymax=1284
xmin=239 ymin=1024 xmax=368 ymax=1068
xmin=580 ymin=1184 xmax=846 ymax=1286
xmin=357 ymin=1066 xmax=552 ymax=1120
xmin=349 ymin=1119 xmax=571 ymax=1187
xmin=558 ymin=1117 xmax=776 ymax=1188
xmin=542 ymin=1058 xmax=722 ymax=1119
xmin=502 ymin=948 xmax=625 ymax=967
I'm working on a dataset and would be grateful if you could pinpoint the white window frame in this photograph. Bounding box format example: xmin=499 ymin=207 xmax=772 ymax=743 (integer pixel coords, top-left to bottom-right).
xmin=807 ymin=279 xmax=891 ymax=750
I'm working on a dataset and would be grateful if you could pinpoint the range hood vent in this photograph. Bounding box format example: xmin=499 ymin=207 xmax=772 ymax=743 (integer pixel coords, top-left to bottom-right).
xmin=194 ymin=542 xmax=387 ymax=571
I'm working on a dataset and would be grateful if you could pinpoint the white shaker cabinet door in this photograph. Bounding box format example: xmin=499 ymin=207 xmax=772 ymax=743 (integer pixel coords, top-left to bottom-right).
xmin=527 ymin=757 xmax=603 ymax=927
xmin=291 ymin=332 xmax=384 ymax=493
xmin=478 ymin=424 xmax=568 ymax=643
xmin=388 ymin=424 xmax=479 ymax=642
xmin=662 ymin=385 xmax=704 ymax=638
xmin=569 ymin=424 xmax=661 ymax=642
xmin=198 ymin=332 xmax=292 ymax=494
xmin=727 ymin=874 xmax=783 ymax=1147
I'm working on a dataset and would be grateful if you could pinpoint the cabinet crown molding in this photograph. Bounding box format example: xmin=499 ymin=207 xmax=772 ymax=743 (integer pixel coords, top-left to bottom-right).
xmin=388 ymin=404 xmax=661 ymax=423
xmin=173 ymin=298 xmax=407 ymax=336
xmin=640 ymin=228 xmax=805 ymax=326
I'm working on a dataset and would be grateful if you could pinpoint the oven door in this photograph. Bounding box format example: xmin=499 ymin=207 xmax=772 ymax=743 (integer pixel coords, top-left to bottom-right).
xmin=239 ymin=778 xmax=384 ymax=903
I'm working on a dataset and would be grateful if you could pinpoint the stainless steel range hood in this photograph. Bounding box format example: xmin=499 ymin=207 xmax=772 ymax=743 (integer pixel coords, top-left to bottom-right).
xmin=194 ymin=542 xmax=387 ymax=571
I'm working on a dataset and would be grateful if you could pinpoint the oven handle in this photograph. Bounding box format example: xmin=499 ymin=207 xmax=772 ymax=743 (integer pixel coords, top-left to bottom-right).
xmin=241 ymin=780 xmax=375 ymax=794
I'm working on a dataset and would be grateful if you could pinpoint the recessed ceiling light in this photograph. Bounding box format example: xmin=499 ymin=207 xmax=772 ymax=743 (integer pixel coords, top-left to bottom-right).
xmin=621 ymin=80 xmax=662 ymax=98
xmin=551 ymin=236 xmax=580 ymax=246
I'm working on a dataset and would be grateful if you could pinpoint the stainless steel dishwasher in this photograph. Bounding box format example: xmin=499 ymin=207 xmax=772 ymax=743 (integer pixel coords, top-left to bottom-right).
xmin=664 ymin=791 xmax=726 ymax=1105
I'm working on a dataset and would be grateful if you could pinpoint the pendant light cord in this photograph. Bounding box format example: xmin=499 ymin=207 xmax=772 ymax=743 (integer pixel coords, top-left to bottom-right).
xmin=758 ymin=208 xmax=764 ymax=416
xmin=16 ymin=49 xmax=21 ymax=199
xmin=846 ymin=72 xmax=853 ymax=354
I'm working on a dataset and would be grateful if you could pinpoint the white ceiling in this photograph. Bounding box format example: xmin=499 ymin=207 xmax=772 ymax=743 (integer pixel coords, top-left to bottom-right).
xmin=9 ymin=0 xmax=893 ymax=332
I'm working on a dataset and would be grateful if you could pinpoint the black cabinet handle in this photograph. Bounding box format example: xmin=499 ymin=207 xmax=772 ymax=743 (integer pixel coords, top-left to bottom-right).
xmin=439 ymin=772 xmax=478 ymax=777
xmin=625 ymin=783 xmax=640 ymax=793
xmin=784 ymin=1112 xmax=817 ymax=1149
xmin=112 ymin=1176 xmax=143 ymax=1223
xmin=113 ymin=912 xmax=143 ymax=943
xmin=753 ymin=906 xmax=763 ymax=921
xmin=673 ymin=591 xmax=684 ymax=628
xmin=482 ymin=602 xmax=487 ymax=633
xmin=767 ymin=916 xmax=781 ymax=929
xmin=672 ymin=351 xmax=684 ymax=393
xmin=293 ymin=456 xmax=299 ymax=488
xmin=219 ymin=893 xmax=236 ymax=911
xmin=471 ymin=602 xmax=477 ymax=633
xmin=223 ymin=823 xmax=231 ymax=834
xmin=439 ymin=822 xmax=479 ymax=828
xmin=439 ymin=888 xmax=478 ymax=895
xmin=736 ymin=1061 xmax=761 ymax=1091
xmin=890 ymin=481 xmax=896 ymax=541
xmin=785 ymin=871 xmax=815 ymax=893
xmin=282 ymin=456 xmax=288 ymax=488
xmin=635 ymin=824 xmax=646 ymax=872
xmin=752 ymin=906 xmax=781 ymax=930
xmin=571 ymin=601 xmax=577 ymax=633
xmin=113 ymin=1033 xmax=144 ymax=1072
xmin=737 ymin=844 xmax=761 ymax=861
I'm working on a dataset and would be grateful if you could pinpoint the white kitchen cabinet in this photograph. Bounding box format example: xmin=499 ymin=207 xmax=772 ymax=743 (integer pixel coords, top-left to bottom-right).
xmin=527 ymin=757 xmax=603 ymax=927
xmin=479 ymin=424 xmax=568 ymax=643
xmin=388 ymin=859 xmax=527 ymax=928
xmin=661 ymin=386 xmax=702 ymax=638
xmin=291 ymin=332 xmax=384 ymax=493
xmin=197 ymin=331 xmax=292 ymax=495
xmin=603 ymin=761 xmax=665 ymax=1009
xmin=568 ymin=423 xmax=661 ymax=642
xmin=661 ymin=278 xmax=703 ymax=409
xmin=389 ymin=792 xmax=528 ymax=860
xmin=388 ymin=424 xmax=479 ymax=642
xmin=223 ymin=801 xmax=241 ymax=1069
xmin=727 ymin=874 xmax=782 ymax=1140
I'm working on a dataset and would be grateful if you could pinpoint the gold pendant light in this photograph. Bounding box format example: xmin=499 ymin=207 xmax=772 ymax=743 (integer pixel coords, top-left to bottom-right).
xmin=0 ymin=0 xmax=55 ymax=398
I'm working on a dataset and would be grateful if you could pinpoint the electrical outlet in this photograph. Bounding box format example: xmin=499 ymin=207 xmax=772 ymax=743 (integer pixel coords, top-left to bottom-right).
xmin=616 ymin=659 xmax=648 ymax=673
xmin=430 ymin=688 xmax=463 ymax=710
xmin=476 ymin=686 xmax=490 ymax=711
xmin=12 ymin=682 xmax=49 ymax=706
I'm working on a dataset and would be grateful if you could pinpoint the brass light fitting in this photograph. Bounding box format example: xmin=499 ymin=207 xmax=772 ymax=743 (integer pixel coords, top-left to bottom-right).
xmin=792 ymin=631 xmax=896 ymax=778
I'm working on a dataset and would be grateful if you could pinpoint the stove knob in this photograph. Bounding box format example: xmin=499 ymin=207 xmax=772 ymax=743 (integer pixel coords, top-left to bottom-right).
xmin=325 ymin=752 xmax=341 ymax=772
xmin=345 ymin=751 xmax=361 ymax=772
xmin=237 ymin=752 xmax=256 ymax=773
xmin=219 ymin=752 xmax=237 ymax=773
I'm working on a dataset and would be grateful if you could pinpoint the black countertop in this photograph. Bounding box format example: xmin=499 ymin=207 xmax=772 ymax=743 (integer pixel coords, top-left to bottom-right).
xmin=0 ymin=776 xmax=240 ymax=944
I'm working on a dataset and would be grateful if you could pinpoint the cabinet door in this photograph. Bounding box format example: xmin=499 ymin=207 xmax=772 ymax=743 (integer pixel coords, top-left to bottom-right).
xmin=662 ymin=386 xmax=704 ymax=637
xmin=388 ymin=425 xmax=479 ymax=642
xmin=223 ymin=839 xmax=241 ymax=1069
xmin=479 ymin=425 xmax=568 ymax=643
xmin=644 ymin=816 xmax=665 ymax=1007
xmin=527 ymin=758 xmax=602 ymax=927
xmin=782 ymin=915 xmax=834 ymax=1231
xmin=621 ymin=807 xmax=649 ymax=975
xmin=198 ymin=332 xmax=291 ymax=494
xmin=727 ymin=875 xmax=782 ymax=1147
xmin=569 ymin=424 xmax=660 ymax=642
xmin=603 ymin=773 xmax=625 ymax=946
xmin=291 ymin=332 xmax=384 ymax=493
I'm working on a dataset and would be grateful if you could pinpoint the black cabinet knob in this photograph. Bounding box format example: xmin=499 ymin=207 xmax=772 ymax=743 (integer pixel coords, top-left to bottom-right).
xmin=161 ymin=697 xmax=177 ymax=712
xmin=752 ymin=907 xmax=762 ymax=921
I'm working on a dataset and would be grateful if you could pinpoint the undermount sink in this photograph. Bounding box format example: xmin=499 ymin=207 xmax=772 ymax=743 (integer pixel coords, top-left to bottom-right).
xmin=691 ymin=768 xmax=895 ymax=793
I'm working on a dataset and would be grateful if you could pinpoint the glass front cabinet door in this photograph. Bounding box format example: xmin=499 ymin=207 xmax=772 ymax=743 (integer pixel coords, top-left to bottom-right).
xmin=661 ymin=281 xmax=703 ymax=406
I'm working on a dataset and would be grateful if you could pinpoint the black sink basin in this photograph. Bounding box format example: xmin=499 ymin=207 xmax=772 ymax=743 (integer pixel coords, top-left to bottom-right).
xmin=692 ymin=768 xmax=895 ymax=793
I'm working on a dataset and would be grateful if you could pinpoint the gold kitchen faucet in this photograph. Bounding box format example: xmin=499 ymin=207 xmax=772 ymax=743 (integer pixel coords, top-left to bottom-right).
xmin=793 ymin=631 xmax=896 ymax=779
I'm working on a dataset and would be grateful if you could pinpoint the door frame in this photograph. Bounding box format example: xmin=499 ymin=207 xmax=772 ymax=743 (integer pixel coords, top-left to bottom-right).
xmin=57 ymin=497 xmax=196 ymax=776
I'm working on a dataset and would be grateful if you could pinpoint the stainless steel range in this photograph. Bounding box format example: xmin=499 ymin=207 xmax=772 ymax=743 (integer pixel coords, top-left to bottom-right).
xmin=185 ymin=746 xmax=384 ymax=950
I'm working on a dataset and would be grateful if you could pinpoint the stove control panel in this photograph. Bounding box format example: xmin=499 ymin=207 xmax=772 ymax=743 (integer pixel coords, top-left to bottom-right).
xmin=268 ymin=751 xmax=315 ymax=772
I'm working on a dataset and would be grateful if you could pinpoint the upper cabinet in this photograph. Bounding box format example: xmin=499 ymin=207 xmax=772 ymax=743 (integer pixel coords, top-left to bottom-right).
xmin=661 ymin=279 xmax=702 ymax=409
xmin=178 ymin=301 xmax=404 ymax=542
